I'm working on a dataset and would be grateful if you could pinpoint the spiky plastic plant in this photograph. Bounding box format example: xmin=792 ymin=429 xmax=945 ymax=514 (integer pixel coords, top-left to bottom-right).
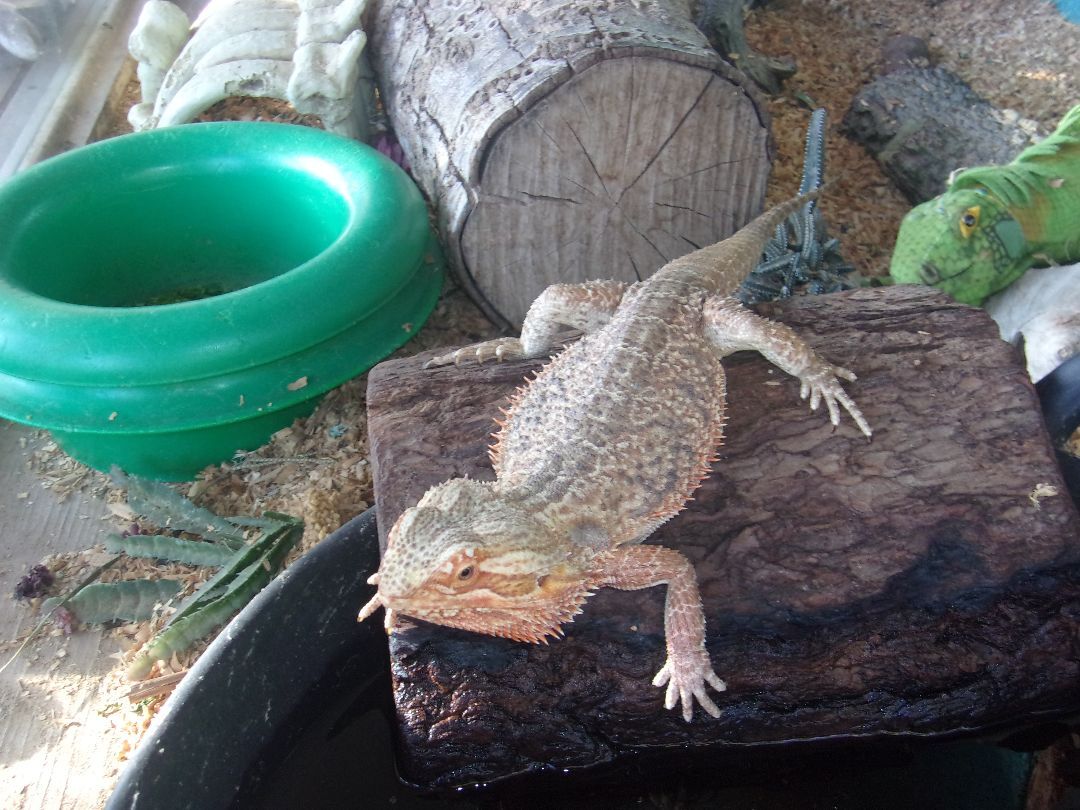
xmin=739 ymin=109 xmax=857 ymax=304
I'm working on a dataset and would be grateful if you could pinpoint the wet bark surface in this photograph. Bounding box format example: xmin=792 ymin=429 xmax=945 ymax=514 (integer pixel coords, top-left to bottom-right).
xmin=366 ymin=286 xmax=1080 ymax=790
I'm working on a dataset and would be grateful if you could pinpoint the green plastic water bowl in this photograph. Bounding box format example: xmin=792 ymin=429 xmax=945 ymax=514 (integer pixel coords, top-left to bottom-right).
xmin=0 ymin=123 xmax=443 ymax=480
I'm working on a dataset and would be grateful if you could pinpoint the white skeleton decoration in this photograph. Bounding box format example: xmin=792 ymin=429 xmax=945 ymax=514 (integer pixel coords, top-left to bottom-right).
xmin=1 ymin=0 xmax=71 ymax=61
xmin=127 ymin=0 xmax=372 ymax=138
xmin=985 ymin=263 xmax=1080 ymax=383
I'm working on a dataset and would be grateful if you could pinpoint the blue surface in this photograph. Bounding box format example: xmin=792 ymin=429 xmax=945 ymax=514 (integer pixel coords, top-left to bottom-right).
xmin=1056 ymin=0 xmax=1080 ymax=22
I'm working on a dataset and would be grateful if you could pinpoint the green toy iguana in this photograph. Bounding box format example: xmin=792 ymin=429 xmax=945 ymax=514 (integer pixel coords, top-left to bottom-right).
xmin=890 ymin=104 xmax=1080 ymax=306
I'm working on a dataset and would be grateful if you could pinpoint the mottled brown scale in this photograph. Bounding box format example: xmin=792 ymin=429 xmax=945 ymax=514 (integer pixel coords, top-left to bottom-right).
xmin=359 ymin=192 xmax=871 ymax=722
xmin=494 ymin=284 xmax=727 ymax=545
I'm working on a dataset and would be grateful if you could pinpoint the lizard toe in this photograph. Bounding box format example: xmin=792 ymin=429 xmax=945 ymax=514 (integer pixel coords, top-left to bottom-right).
xmin=422 ymin=351 xmax=455 ymax=369
xmin=652 ymin=660 xmax=673 ymax=688
xmin=654 ymin=655 xmax=726 ymax=722
xmin=693 ymin=685 xmax=722 ymax=719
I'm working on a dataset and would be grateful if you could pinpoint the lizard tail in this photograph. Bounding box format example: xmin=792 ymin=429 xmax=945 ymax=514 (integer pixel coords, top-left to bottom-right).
xmin=665 ymin=190 xmax=821 ymax=296
xmin=724 ymin=190 xmax=821 ymax=262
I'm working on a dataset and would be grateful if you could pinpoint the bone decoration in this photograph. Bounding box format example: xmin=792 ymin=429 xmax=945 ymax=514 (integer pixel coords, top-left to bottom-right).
xmin=127 ymin=0 xmax=371 ymax=138
xmin=985 ymin=263 xmax=1080 ymax=382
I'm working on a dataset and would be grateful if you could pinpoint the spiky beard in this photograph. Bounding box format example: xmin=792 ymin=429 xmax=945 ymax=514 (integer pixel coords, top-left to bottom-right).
xmin=395 ymin=581 xmax=594 ymax=644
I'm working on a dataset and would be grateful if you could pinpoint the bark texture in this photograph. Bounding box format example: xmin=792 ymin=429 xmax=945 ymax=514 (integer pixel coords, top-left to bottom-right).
xmin=694 ymin=0 xmax=795 ymax=94
xmin=367 ymin=286 xmax=1080 ymax=789
xmin=366 ymin=0 xmax=770 ymax=328
xmin=843 ymin=66 xmax=1042 ymax=204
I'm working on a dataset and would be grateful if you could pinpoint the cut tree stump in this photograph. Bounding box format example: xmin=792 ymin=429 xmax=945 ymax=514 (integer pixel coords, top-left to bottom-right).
xmin=367 ymin=0 xmax=770 ymax=329
xmin=366 ymin=286 xmax=1080 ymax=790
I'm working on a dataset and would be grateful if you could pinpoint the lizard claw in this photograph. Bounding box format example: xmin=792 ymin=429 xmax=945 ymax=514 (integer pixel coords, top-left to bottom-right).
xmin=652 ymin=652 xmax=726 ymax=722
xmin=424 ymin=337 xmax=525 ymax=369
xmin=798 ymin=363 xmax=871 ymax=439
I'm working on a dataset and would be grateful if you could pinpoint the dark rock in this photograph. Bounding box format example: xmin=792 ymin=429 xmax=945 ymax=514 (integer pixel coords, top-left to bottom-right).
xmin=366 ymin=286 xmax=1080 ymax=790
xmin=843 ymin=67 xmax=1043 ymax=203
xmin=880 ymin=34 xmax=931 ymax=75
xmin=14 ymin=563 xmax=53 ymax=599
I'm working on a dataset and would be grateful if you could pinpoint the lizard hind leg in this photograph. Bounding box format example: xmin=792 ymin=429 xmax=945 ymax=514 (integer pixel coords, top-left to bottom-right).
xmin=703 ymin=295 xmax=872 ymax=438
xmin=424 ymin=280 xmax=631 ymax=368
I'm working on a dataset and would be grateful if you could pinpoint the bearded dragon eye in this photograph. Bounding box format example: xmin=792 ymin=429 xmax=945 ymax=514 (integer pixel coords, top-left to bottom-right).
xmin=959 ymin=206 xmax=980 ymax=238
xmin=457 ymin=565 xmax=475 ymax=581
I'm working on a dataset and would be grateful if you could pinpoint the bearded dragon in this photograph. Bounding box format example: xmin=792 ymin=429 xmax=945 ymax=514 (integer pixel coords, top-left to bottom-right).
xmin=890 ymin=104 xmax=1080 ymax=306
xmin=358 ymin=193 xmax=871 ymax=722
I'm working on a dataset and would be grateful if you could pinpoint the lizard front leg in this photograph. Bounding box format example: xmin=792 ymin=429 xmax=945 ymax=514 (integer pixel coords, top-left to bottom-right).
xmin=425 ymin=280 xmax=631 ymax=368
xmin=590 ymin=544 xmax=725 ymax=722
xmin=703 ymin=295 xmax=872 ymax=438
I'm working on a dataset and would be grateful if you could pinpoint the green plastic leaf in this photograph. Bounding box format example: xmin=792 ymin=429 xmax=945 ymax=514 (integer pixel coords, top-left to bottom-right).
xmin=165 ymin=514 xmax=301 ymax=628
xmin=128 ymin=518 xmax=303 ymax=679
xmin=110 ymin=468 xmax=243 ymax=547
xmin=223 ymin=515 xmax=290 ymax=530
xmin=104 ymin=533 xmax=235 ymax=567
xmin=44 ymin=579 xmax=181 ymax=624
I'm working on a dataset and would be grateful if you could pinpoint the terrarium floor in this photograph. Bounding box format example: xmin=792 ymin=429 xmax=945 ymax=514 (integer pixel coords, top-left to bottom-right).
xmin=0 ymin=421 xmax=121 ymax=810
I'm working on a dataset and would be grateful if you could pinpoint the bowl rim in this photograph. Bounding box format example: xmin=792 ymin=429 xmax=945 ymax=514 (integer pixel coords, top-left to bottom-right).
xmin=0 ymin=242 xmax=442 ymax=435
xmin=0 ymin=122 xmax=432 ymax=388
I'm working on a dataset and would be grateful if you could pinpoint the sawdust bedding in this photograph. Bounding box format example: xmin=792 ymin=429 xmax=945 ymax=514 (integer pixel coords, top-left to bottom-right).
xmin=13 ymin=0 xmax=1078 ymax=759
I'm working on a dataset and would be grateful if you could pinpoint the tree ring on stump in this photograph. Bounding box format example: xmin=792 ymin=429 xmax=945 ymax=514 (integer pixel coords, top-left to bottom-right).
xmin=460 ymin=57 xmax=770 ymax=327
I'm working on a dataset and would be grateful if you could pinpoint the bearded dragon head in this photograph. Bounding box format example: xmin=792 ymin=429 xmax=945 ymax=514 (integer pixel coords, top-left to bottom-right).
xmin=357 ymin=477 xmax=592 ymax=643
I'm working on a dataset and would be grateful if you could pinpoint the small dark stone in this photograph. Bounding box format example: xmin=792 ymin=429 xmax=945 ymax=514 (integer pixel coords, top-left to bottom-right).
xmin=881 ymin=34 xmax=931 ymax=75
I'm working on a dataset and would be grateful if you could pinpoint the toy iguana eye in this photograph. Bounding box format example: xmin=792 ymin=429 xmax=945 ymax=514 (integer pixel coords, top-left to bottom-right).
xmin=959 ymin=206 xmax=980 ymax=238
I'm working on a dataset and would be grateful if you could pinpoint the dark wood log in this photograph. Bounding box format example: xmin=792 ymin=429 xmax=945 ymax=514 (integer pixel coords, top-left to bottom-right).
xmin=366 ymin=286 xmax=1080 ymax=790
xmin=367 ymin=0 xmax=770 ymax=329
xmin=693 ymin=0 xmax=795 ymax=94
xmin=843 ymin=66 xmax=1043 ymax=203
